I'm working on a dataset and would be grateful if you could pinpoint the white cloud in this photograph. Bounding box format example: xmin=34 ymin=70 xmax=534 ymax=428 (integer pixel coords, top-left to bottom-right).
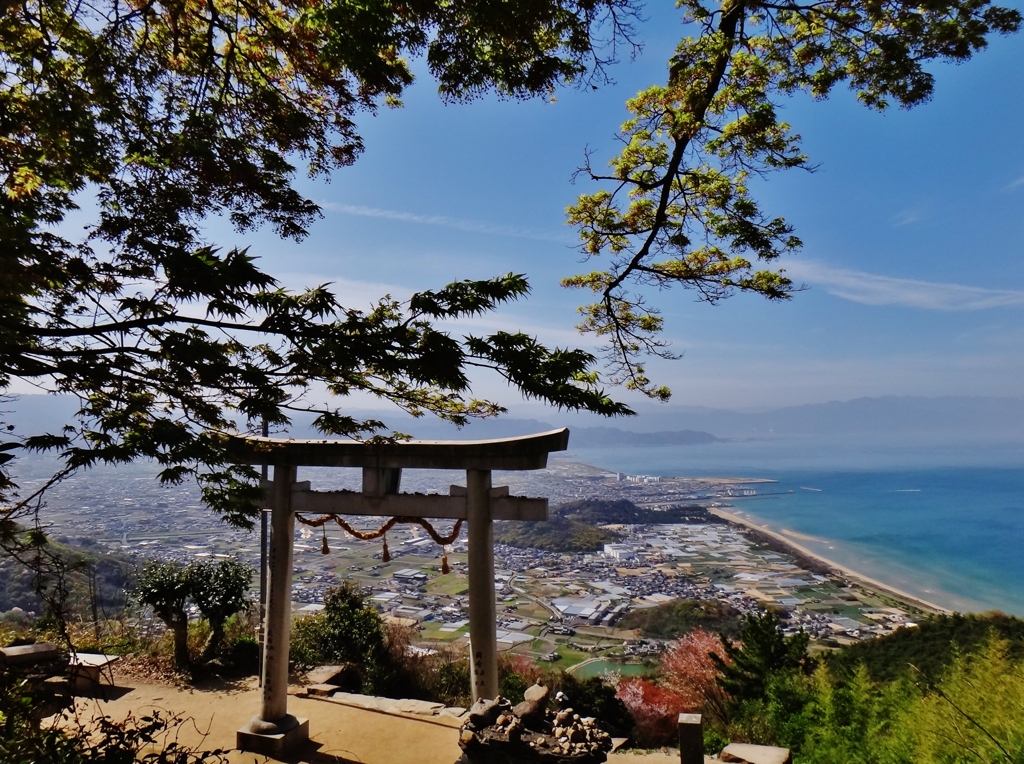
xmin=890 ymin=208 xmax=925 ymax=227
xmin=786 ymin=261 xmax=1024 ymax=311
xmin=319 ymin=202 xmax=571 ymax=243
xmin=273 ymin=272 xmax=414 ymax=306
xmin=1010 ymin=174 xmax=1024 ymax=190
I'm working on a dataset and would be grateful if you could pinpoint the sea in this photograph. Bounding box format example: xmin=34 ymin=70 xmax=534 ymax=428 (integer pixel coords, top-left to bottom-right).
xmin=566 ymin=437 xmax=1024 ymax=617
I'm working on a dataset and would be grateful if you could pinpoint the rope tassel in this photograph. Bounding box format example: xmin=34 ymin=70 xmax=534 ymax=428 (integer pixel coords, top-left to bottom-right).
xmin=321 ymin=527 xmax=330 ymax=555
xmin=381 ymin=535 xmax=391 ymax=563
xmin=440 ymin=553 xmax=450 ymax=575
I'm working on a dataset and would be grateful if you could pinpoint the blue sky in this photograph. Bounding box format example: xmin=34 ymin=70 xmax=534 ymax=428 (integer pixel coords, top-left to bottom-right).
xmin=211 ymin=11 xmax=1024 ymax=413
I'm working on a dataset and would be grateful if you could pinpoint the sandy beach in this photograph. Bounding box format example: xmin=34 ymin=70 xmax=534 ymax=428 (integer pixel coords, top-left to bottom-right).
xmin=709 ymin=508 xmax=953 ymax=615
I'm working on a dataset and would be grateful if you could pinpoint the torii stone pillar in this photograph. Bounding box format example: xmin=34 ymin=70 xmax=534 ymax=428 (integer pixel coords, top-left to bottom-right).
xmin=466 ymin=468 xmax=497 ymax=700
xmin=227 ymin=428 xmax=569 ymax=756
xmin=238 ymin=464 xmax=309 ymax=754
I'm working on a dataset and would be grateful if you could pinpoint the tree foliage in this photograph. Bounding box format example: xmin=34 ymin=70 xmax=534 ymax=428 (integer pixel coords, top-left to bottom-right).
xmin=564 ymin=0 xmax=1021 ymax=395
xmin=723 ymin=635 xmax=1024 ymax=762
xmin=186 ymin=558 xmax=252 ymax=660
xmin=713 ymin=610 xmax=811 ymax=705
xmin=826 ymin=611 xmax=1024 ymax=683
xmin=0 ymin=0 xmax=641 ymax=529
xmin=616 ymin=676 xmax=691 ymax=746
xmin=618 ymin=598 xmax=744 ymax=640
xmin=136 ymin=561 xmax=192 ymax=669
xmin=136 ymin=557 xmax=251 ymax=668
xmin=660 ymin=627 xmax=731 ymax=722
xmin=289 ymin=581 xmax=393 ymax=691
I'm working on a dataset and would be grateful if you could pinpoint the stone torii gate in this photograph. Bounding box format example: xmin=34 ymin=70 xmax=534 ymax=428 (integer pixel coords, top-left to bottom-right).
xmin=227 ymin=428 xmax=569 ymax=756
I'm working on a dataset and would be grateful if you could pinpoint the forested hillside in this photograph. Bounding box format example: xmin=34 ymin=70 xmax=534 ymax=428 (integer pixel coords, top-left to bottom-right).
xmin=495 ymin=499 xmax=715 ymax=553
xmin=826 ymin=611 xmax=1024 ymax=682
xmin=618 ymin=598 xmax=744 ymax=639
xmin=0 ymin=535 xmax=133 ymax=616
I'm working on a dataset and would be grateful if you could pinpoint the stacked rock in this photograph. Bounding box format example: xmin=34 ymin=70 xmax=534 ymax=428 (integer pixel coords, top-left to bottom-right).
xmin=458 ymin=681 xmax=613 ymax=764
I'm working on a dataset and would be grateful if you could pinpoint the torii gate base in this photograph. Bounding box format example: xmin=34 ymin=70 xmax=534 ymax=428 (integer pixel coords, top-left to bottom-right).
xmin=237 ymin=716 xmax=310 ymax=757
xmin=230 ymin=429 xmax=569 ymax=756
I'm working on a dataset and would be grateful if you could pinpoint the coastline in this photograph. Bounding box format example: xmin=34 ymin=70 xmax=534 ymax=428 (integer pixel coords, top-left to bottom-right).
xmin=708 ymin=508 xmax=954 ymax=616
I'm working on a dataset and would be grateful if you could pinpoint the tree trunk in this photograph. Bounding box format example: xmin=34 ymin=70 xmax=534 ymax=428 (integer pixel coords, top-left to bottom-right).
xmin=172 ymin=622 xmax=190 ymax=669
xmin=203 ymin=619 xmax=224 ymax=661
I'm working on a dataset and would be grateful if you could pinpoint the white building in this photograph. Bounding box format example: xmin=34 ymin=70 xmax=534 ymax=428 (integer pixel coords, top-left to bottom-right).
xmin=603 ymin=543 xmax=637 ymax=560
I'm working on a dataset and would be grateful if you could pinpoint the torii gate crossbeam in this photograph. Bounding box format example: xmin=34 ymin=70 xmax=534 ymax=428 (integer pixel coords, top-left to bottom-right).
xmin=227 ymin=428 xmax=570 ymax=756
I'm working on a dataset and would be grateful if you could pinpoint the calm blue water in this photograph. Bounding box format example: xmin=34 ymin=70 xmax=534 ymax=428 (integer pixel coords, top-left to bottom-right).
xmin=567 ymin=439 xmax=1024 ymax=616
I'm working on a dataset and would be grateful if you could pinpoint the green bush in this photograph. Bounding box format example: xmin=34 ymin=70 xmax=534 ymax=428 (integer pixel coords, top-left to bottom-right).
xmin=228 ymin=636 xmax=260 ymax=672
xmin=290 ymin=581 xmax=421 ymax=697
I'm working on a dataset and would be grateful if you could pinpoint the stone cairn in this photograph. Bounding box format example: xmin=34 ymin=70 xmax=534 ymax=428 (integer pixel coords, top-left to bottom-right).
xmin=459 ymin=681 xmax=614 ymax=764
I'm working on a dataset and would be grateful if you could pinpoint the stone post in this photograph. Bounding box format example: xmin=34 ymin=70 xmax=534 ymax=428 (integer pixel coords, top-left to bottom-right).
xmin=466 ymin=468 xmax=498 ymax=702
xmin=238 ymin=464 xmax=309 ymax=755
xmin=678 ymin=713 xmax=704 ymax=764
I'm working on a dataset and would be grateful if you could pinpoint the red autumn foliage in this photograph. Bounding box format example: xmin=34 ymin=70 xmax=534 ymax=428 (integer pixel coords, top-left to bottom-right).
xmin=615 ymin=677 xmax=690 ymax=747
xmin=501 ymin=652 xmax=543 ymax=684
xmin=659 ymin=628 xmax=731 ymax=722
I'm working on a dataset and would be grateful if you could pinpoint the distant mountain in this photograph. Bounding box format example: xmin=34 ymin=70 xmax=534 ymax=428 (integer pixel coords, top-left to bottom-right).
xmin=0 ymin=394 xmax=80 ymax=439
xmin=530 ymin=395 xmax=1024 ymax=443
xmin=0 ymin=395 xmax=720 ymax=447
xmin=4 ymin=394 xmax=1022 ymax=451
xmin=569 ymin=427 xmax=718 ymax=448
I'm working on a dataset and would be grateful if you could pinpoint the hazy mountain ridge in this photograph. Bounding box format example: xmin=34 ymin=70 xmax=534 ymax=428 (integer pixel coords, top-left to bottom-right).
xmin=3 ymin=394 xmax=1022 ymax=447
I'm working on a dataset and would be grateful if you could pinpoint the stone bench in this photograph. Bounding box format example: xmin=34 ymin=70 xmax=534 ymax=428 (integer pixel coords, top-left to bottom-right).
xmin=719 ymin=743 xmax=792 ymax=764
xmin=0 ymin=641 xmax=63 ymax=668
xmin=67 ymin=653 xmax=121 ymax=694
xmin=0 ymin=643 xmax=73 ymax=718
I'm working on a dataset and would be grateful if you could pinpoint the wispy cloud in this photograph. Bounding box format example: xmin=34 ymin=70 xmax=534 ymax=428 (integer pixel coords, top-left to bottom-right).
xmin=787 ymin=261 xmax=1024 ymax=311
xmin=1009 ymin=174 xmax=1024 ymax=190
xmin=891 ymin=208 xmax=925 ymax=227
xmin=320 ymin=202 xmax=571 ymax=243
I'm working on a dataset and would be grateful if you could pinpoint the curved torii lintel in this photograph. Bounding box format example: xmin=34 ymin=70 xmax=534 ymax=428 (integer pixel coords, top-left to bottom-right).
xmin=224 ymin=427 xmax=569 ymax=471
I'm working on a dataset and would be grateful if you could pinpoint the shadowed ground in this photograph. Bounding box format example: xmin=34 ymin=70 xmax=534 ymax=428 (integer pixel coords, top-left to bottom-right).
xmin=66 ymin=676 xmax=711 ymax=763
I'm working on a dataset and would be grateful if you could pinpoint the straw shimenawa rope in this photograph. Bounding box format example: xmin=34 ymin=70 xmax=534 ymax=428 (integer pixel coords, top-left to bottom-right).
xmin=295 ymin=513 xmax=464 ymax=545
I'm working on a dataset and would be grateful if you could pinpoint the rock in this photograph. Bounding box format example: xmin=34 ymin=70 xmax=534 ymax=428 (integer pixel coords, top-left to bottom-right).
xmin=720 ymin=742 xmax=793 ymax=764
xmin=568 ymin=726 xmax=587 ymax=743
xmin=303 ymin=665 xmax=344 ymax=684
xmin=318 ymin=691 xmax=375 ymax=709
xmin=554 ymin=708 xmax=574 ymax=725
xmin=467 ymin=698 xmax=503 ymax=729
xmin=512 ymin=681 xmax=550 ymax=726
xmin=507 ymin=719 xmax=523 ymax=743
xmin=523 ymin=682 xmax=549 ymax=705
xmin=305 ymin=663 xmax=362 ymax=692
xmin=305 ymin=683 xmax=339 ymax=697
xmin=394 ymin=698 xmax=445 ymax=716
